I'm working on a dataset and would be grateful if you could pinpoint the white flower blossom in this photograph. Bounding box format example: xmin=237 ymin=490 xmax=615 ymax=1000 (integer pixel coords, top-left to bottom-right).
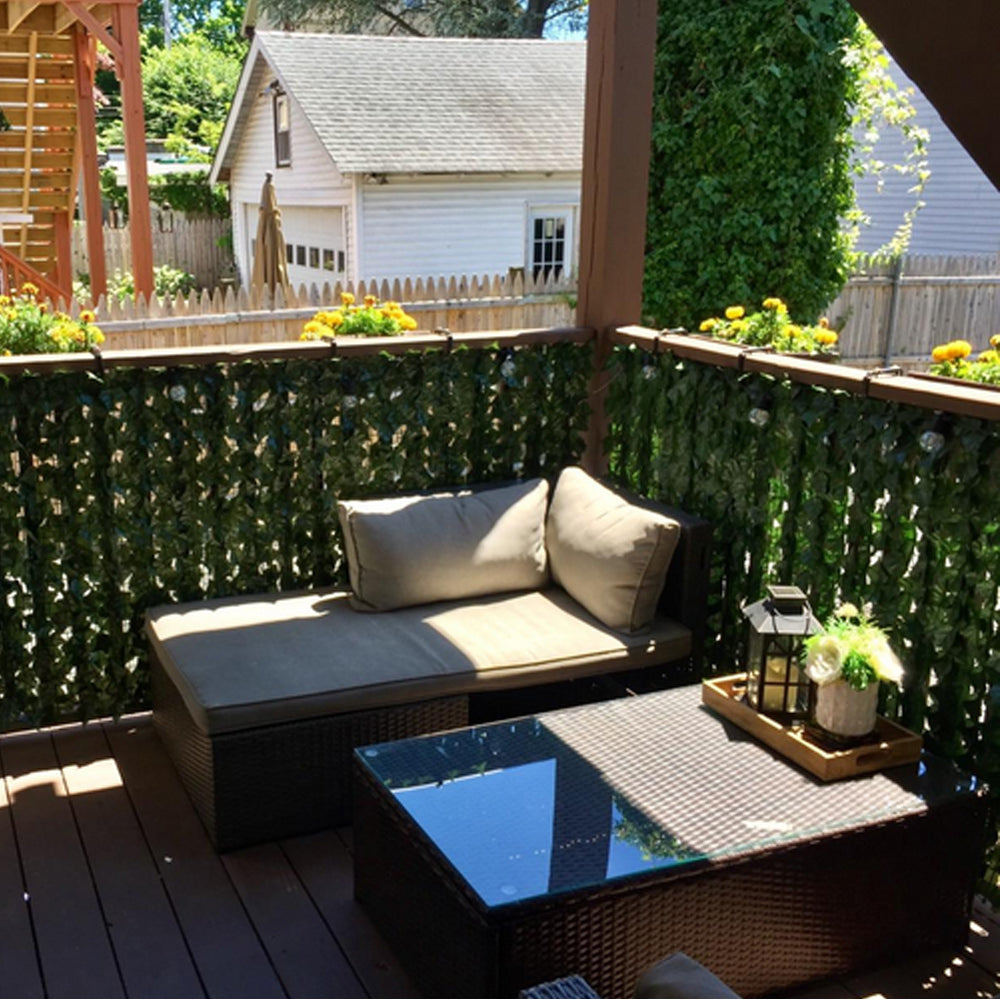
xmin=805 ymin=636 xmax=844 ymax=686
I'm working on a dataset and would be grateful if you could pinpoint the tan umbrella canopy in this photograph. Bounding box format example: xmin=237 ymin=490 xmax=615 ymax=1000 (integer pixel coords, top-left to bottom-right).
xmin=251 ymin=172 xmax=291 ymax=297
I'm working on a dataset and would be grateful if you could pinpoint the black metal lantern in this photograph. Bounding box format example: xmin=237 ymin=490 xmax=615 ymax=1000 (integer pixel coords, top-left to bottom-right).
xmin=741 ymin=584 xmax=821 ymax=722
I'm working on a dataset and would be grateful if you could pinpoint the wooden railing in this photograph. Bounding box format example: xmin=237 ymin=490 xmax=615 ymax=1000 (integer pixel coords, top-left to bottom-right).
xmin=0 ymin=245 xmax=65 ymax=303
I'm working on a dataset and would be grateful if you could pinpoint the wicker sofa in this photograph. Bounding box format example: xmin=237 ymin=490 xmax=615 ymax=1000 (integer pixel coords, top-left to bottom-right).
xmin=146 ymin=468 xmax=711 ymax=850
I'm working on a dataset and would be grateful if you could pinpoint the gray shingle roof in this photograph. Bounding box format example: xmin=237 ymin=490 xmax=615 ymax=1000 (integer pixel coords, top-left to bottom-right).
xmin=256 ymin=32 xmax=585 ymax=174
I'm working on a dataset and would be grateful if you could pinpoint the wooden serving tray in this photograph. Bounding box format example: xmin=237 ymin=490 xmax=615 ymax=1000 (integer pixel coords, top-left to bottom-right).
xmin=701 ymin=673 xmax=922 ymax=781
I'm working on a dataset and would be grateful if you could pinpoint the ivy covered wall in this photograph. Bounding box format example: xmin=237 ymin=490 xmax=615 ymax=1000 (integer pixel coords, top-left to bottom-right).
xmin=606 ymin=344 xmax=999 ymax=883
xmin=0 ymin=343 xmax=591 ymax=728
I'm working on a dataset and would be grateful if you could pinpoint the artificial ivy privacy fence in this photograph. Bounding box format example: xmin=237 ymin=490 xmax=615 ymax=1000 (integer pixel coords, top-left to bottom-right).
xmin=605 ymin=336 xmax=999 ymax=888
xmin=0 ymin=337 xmax=592 ymax=728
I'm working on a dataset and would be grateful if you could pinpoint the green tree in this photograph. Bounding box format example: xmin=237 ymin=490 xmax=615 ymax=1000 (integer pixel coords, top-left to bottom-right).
xmin=140 ymin=0 xmax=248 ymax=57
xmin=256 ymin=0 xmax=587 ymax=38
xmin=643 ymin=0 xmax=894 ymax=329
xmin=139 ymin=34 xmax=243 ymax=155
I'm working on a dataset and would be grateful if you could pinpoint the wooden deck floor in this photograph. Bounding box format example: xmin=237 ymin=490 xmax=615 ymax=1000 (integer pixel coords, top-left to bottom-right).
xmin=1 ymin=714 xmax=997 ymax=1000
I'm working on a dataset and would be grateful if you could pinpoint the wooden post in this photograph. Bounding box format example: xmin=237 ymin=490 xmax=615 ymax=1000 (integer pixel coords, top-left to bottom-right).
xmin=73 ymin=26 xmax=107 ymax=300
xmin=113 ymin=0 xmax=154 ymax=300
xmin=52 ymin=211 xmax=73 ymax=300
xmin=576 ymin=0 xmax=658 ymax=475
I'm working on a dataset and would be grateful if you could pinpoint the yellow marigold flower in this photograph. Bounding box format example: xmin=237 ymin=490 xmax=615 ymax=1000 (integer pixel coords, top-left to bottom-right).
xmin=328 ymin=310 xmax=344 ymax=327
xmin=303 ymin=320 xmax=327 ymax=336
xmin=990 ymin=334 xmax=999 ymax=348
xmin=21 ymin=282 xmax=38 ymax=296
xmin=979 ymin=349 xmax=999 ymax=364
xmin=817 ymin=316 xmax=830 ymax=328
xmin=90 ymin=327 xmax=104 ymax=345
xmin=699 ymin=318 xmax=716 ymax=332
xmin=340 ymin=291 xmax=355 ymax=307
xmin=762 ymin=297 xmax=784 ymax=311
xmin=0 ymin=295 xmax=9 ymax=305
xmin=783 ymin=324 xmax=802 ymax=338
xmin=38 ymin=302 xmax=48 ymax=313
xmin=730 ymin=319 xmax=749 ymax=333
xmin=364 ymin=294 xmax=378 ymax=307
xmin=2 ymin=349 xmax=9 ymax=356
xmin=724 ymin=305 xmax=745 ymax=321
xmin=931 ymin=343 xmax=950 ymax=363
xmin=947 ymin=339 xmax=972 ymax=360
xmin=80 ymin=309 xmax=96 ymax=324
xmin=400 ymin=315 xmax=418 ymax=331
xmin=815 ymin=330 xmax=838 ymax=346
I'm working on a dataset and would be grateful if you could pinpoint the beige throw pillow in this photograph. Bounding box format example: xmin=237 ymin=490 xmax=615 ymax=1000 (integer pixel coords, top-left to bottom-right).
xmin=338 ymin=478 xmax=549 ymax=611
xmin=546 ymin=467 xmax=680 ymax=633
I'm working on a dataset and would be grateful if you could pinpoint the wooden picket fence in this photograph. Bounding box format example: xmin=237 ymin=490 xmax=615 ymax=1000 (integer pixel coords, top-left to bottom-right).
xmin=826 ymin=254 xmax=999 ymax=366
xmin=51 ymin=249 xmax=999 ymax=366
xmin=71 ymin=215 xmax=234 ymax=290
xmin=67 ymin=272 xmax=578 ymax=350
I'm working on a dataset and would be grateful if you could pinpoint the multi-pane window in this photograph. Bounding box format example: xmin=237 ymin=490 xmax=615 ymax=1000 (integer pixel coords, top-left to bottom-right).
xmin=530 ymin=214 xmax=567 ymax=280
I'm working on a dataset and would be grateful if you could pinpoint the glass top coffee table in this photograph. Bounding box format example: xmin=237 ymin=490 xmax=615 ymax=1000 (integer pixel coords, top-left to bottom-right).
xmin=352 ymin=685 xmax=985 ymax=998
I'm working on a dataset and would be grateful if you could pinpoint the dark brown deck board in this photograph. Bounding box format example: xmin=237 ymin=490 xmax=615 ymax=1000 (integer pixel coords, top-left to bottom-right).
xmin=0 ymin=729 xmax=124 ymax=999
xmin=222 ymin=842 xmax=367 ymax=998
xmin=103 ymin=718 xmax=286 ymax=999
xmin=0 ymin=747 xmax=45 ymax=999
xmin=282 ymin=829 xmax=419 ymax=999
xmin=51 ymin=725 xmax=205 ymax=999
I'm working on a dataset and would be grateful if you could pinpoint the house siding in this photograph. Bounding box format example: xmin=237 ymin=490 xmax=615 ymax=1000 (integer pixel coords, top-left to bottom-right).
xmin=854 ymin=60 xmax=999 ymax=256
xmin=357 ymin=175 xmax=581 ymax=283
xmin=230 ymin=60 xmax=352 ymax=285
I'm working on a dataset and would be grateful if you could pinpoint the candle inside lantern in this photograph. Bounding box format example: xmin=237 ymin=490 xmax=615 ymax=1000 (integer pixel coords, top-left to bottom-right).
xmin=762 ymin=655 xmax=798 ymax=711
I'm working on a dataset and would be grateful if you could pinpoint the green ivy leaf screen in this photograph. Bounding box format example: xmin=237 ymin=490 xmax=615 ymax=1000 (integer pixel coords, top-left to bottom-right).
xmin=0 ymin=343 xmax=591 ymax=728
xmin=606 ymin=344 xmax=999 ymax=889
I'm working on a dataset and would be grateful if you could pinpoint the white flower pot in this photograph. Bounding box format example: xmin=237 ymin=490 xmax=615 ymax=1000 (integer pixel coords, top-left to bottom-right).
xmin=814 ymin=679 xmax=878 ymax=738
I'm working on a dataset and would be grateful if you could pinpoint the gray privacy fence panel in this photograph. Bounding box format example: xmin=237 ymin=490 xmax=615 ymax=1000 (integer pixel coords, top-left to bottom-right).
xmin=827 ymin=253 xmax=999 ymax=366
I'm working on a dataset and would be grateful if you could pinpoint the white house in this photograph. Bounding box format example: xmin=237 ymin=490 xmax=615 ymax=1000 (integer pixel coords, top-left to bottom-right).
xmin=853 ymin=58 xmax=999 ymax=255
xmin=210 ymin=32 xmax=585 ymax=290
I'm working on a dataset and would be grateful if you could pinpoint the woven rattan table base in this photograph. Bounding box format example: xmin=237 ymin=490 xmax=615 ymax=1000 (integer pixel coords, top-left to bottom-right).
xmin=353 ymin=687 xmax=986 ymax=998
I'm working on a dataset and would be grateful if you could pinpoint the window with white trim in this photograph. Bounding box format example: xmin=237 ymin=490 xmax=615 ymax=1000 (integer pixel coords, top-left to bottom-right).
xmin=273 ymin=91 xmax=291 ymax=167
xmin=528 ymin=209 xmax=573 ymax=281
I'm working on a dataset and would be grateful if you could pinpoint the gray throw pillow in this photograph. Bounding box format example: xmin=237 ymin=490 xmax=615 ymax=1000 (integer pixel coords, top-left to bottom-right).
xmin=338 ymin=478 xmax=549 ymax=611
xmin=546 ymin=467 xmax=680 ymax=633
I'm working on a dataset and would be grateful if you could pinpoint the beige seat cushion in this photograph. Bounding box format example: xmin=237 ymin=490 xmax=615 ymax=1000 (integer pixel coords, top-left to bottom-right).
xmin=338 ymin=478 xmax=549 ymax=611
xmin=146 ymin=588 xmax=691 ymax=735
xmin=546 ymin=467 xmax=681 ymax=633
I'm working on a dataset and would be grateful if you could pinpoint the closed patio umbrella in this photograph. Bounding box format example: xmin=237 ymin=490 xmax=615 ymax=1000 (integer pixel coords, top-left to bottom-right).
xmin=251 ymin=172 xmax=290 ymax=298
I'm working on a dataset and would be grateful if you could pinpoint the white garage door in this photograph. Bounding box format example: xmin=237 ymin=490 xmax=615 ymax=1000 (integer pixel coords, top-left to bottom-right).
xmin=247 ymin=204 xmax=346 ymax=291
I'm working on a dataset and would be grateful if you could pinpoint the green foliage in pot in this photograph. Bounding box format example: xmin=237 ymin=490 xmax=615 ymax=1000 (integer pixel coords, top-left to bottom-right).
xmin=804 ymin=603 xmax=904 ymax=690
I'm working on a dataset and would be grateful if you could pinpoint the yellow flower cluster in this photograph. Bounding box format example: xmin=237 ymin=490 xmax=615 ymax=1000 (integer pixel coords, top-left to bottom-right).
xmin=929 ymin=335 xmax=999 ymax=384
xmin=0 ymin=286 xmax=104 ymax=355
xmin=697 ymin=297 xmax=838 ymax=354
xmin=300 ymin=290 xmax=418 ymax=340
xmin=931 ymin=340 xmax=972 ymax=363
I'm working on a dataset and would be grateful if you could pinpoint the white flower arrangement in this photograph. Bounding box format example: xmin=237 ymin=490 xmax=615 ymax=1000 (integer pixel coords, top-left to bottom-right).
xmin=804 ymin=603 xmax=904 ymax=691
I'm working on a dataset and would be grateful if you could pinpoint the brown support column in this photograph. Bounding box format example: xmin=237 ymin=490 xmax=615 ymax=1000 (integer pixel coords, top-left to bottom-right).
xmin=113 ymin=0 xmax=154 ymax=300
xmin=576 ymin=0 xmax=658 ymax=475
xmin=73 ymin=27 xmax=107 ymax=300
xmin=52 ymin=211 xmax=73 ymax=300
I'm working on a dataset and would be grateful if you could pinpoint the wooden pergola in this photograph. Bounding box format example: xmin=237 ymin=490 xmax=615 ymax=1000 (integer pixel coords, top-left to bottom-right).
xmin=0 ymin=0 xmax=153 ymax=300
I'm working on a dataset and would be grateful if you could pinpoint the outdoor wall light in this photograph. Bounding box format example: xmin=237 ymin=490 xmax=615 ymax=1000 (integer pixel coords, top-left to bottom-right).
xmin=748 ymin=407 xmax=770 ymax=427
xmin=742 ymin=584 xmax=820 ymax=723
